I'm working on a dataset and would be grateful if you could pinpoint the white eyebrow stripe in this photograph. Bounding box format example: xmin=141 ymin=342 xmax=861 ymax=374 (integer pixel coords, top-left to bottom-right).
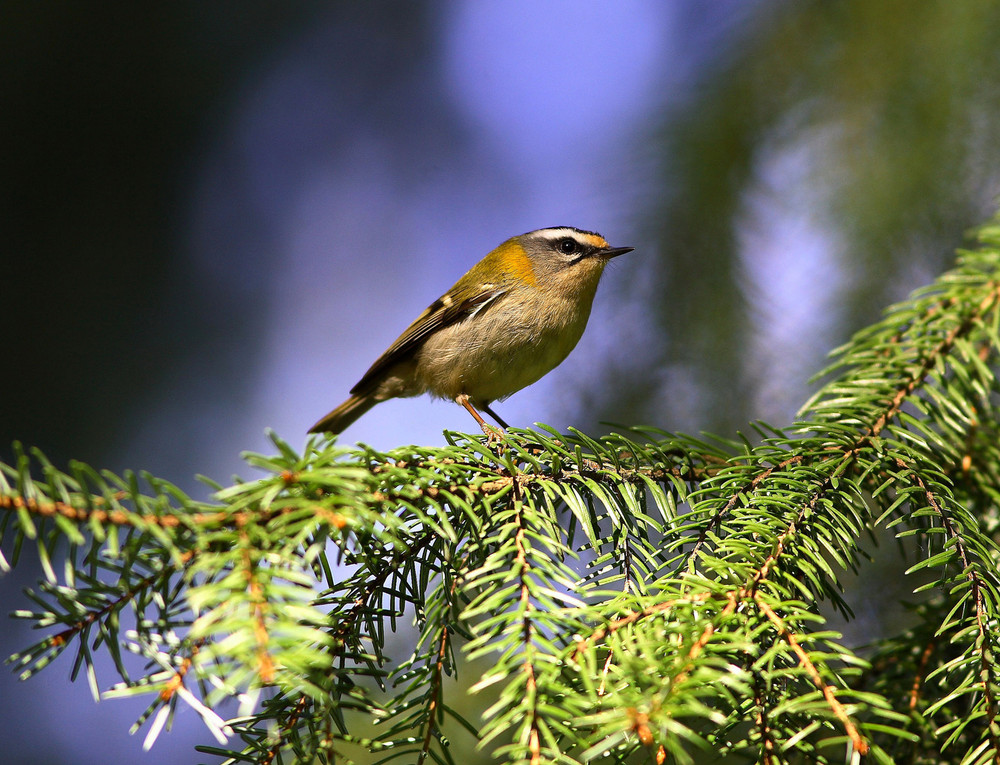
xmin=536 ymin=227 xmax=586 ymax=241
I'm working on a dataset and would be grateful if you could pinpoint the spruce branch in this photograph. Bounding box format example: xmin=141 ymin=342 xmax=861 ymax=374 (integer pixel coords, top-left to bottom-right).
xmin=5 ymin=213 xmax=1000 ymax=762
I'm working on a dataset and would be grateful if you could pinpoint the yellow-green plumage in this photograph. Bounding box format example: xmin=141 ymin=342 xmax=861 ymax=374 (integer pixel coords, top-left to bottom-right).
xmin=309 ymin=227 xmax=633 ymax=434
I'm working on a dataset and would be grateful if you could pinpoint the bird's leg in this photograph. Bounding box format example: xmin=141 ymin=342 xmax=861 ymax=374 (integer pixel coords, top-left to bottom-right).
xmin=480 ymin=403 xmax=511 ymax=430
xmin=456 ymin=394 xmax=505 ymax=439
xmin=482 ymin=402 xmax=555 ymax=460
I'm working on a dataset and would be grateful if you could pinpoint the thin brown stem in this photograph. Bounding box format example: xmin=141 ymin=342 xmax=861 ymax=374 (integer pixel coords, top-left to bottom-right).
xmin=416 ymin=624 xmax=451 ymax=765
xmin=515 ymin=511 xmax=542 ymax=765
xmin=754 ymin=593 xmax=869 ymax=755
xmin=899 ymin=457 xmax=1000 ymax=762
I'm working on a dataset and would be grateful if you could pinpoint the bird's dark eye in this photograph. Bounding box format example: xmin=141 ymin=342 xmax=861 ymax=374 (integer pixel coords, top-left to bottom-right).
xmin=557 ymin=238 xmax=579 ymax=255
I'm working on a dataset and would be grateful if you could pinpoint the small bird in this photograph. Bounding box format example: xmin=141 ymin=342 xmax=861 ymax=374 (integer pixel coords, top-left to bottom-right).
xmin=309 ymin=227 xmax=633 ymax=434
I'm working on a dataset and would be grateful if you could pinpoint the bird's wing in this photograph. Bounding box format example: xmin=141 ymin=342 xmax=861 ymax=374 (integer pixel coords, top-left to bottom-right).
xmin=349 ymin=284 xmax=507 ymax=395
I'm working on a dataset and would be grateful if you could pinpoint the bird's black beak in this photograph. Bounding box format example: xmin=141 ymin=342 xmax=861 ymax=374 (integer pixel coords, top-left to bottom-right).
xmin=600 ymin=246 xmax=634 ymax=259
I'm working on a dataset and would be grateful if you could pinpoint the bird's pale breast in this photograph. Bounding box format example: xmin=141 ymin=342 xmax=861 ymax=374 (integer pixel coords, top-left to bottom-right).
xmin=415 ymin=286 xmax=594 ymax=403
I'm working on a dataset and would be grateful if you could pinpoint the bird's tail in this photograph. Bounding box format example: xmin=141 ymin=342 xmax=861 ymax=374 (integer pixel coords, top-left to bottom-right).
xmin=308 ymin=393 xmax=378 ymax=434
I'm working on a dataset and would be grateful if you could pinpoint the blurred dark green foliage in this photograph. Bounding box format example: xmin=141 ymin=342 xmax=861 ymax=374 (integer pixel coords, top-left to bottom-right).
xmin=594 ymin=0 xmax=1000 ymax=435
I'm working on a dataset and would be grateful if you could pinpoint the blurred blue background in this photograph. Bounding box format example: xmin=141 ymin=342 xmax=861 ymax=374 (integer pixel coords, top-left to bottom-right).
xmin=3 ymin=1 xmax=1000 ymax=762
